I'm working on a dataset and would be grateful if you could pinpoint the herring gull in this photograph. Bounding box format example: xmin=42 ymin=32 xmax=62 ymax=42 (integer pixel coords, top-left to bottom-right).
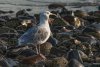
xmin=18 ymin=11 xmax=56 ymax=54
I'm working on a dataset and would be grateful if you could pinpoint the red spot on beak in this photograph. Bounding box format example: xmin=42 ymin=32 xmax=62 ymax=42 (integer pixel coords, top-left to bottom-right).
xmin=48 ymin=18 xmax=54 ymax=24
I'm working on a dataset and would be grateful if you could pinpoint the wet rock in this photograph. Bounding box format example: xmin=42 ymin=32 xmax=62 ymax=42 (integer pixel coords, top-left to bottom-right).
xmin=5 ymin=18 xmax=21 ymax=28
xmin=7 ymin=10 xmax=14 ymax=14
xmin=48 ymin=35 xmax=59 ymax=46
xmin=78 ymin=50 xmax=88 ymax=59
xmin=0 ymin=18 xmax=6 ymax=27
xmin=20 ymin=53 xmax=46 ymax=65
xmin=19 ymin=49 xmax=36 ymax=57
xmin=82 ymin=23 xmax=100 ymax=39
xmin=95 ymin=57 xmax=100 ymax=63
xmin=0 ymin=8 xmax=100 ymax=67
xmin=74 ymin=10 xmax=89 ymax=18
xmin=60 ymin=26 xmax=72 ymax=32
xmin=0 ymin=39 xmax=8 ymax=54
xmin=33 ymin=62 xmax=45 ymax=67
xmin=74 ymin=34 xmax=97 ymax=45
xmin=50 ymin=46 xmax=66 ymax=57
xmin=62 ymin=16 xmax=81 ymax=28
xmin=26 ymin=8 xmax=32 ymax=11
xmin=51 ymin=57 xmax=68 ymax=67
xmin=0 ymin=58 xmax=18 ymax=67
xmin=68 ymin=59 xmax=84 ymax=67
xmin=16 ymin=9 xmax=29 ymax=17
xmin=48 ymin=3 xmax=66 ymax=10
xmin=0 ymin=15 xmax=11 ymax=21
xmin=56 ymin=31 xmax=73 ymax=41
xmin=83 ymin=16 xmax=99 ymax=24
xmin=67 ymin=49 xmax=83 ymax=63
xmin=6 ymin=46 xmax=29 ymax=58
xmin=45 ymin=60 xmax=52 ymax=67
xmin=0 ymin=26 xmax=18 ymax=36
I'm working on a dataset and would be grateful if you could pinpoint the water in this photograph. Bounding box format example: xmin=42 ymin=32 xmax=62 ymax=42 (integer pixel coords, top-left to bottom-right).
xmin=0 ymin=0 xmax=98 ymax=14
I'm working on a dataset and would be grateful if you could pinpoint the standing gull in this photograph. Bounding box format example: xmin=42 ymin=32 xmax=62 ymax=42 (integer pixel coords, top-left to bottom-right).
xmin=18 ymin=11 xmax=55 ymax=54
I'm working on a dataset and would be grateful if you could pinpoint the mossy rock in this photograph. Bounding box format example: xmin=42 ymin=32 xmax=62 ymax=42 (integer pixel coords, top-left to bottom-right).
xmin=84 ymin=32 xmax=100 ymax=39
xmin=5 ymin=18 xmax=21 ymax=28
xmin=0 ymin=26 xmax=18 ymax=34
xmin=52 ymin=19 xmax=67 ymax=26
xmin=74 ymin=10 xmax=89 ymax=18
xmin=40 ymin=42 xmax=53 ymax=55
xmin=51 ymin=57 xmax=68 ymax=67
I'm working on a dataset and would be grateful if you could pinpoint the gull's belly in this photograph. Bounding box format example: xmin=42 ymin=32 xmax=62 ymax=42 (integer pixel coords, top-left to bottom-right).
xmin=39 ymin=29 xmax=51 ymax=44
xmin=40 ymin=30 xmax=50 ymax=44
xmin=34 ymin=27 xmax=51 ymax=44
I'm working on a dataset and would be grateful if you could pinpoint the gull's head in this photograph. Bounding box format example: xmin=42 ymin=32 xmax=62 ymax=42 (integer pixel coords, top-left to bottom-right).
xmin=40 ymin=11 xmax=56 ymax=19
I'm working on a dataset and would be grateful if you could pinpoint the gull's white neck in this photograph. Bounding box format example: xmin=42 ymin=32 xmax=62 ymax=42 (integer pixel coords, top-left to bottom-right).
xmin=38 ymin=14 xmax=50 ymax=28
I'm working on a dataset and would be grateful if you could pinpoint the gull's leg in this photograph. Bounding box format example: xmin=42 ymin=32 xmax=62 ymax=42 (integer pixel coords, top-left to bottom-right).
xmin=35 ymin=45 xmax=39 ymax=54
xmin=38 ymin=44 xmax=40 ymax=54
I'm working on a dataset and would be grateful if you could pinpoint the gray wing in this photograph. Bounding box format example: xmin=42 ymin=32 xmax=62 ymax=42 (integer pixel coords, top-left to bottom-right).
xmin=18 ymin=26 xmax=38 ymax=45
xmin=18 ymin=27 xmax=49 ymax=46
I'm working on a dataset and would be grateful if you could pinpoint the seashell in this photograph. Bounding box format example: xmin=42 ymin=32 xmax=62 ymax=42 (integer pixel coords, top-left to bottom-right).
xmin=20 ymin=18 xmax=36 ymax=28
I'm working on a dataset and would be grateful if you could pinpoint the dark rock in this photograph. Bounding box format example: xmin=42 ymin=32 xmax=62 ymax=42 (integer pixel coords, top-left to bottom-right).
xmin=19 ymin=49 xmax=36 ymax=57
xmin=68 ymin=59 xmax=84 ymax=67
xmin=51 ymin=57 xmax=68 ymax=67
xmin=67 ymin=49 xmax=83 ymax=63
xmin=40 ymin=42 xmax=53 ymax=56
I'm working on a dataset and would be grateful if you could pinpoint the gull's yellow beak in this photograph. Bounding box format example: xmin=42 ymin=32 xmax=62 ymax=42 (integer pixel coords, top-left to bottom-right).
xmin=50 ymin=13 xmax=57 ymax=16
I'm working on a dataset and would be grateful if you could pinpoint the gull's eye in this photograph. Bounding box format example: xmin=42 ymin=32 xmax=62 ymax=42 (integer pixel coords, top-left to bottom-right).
xmin=46 ymin=12 xmax=49 ymax=14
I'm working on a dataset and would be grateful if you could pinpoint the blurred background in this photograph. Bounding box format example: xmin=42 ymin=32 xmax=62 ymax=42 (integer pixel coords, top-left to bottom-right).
xmin=0 ymin=0 xmax=99 ymax=13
